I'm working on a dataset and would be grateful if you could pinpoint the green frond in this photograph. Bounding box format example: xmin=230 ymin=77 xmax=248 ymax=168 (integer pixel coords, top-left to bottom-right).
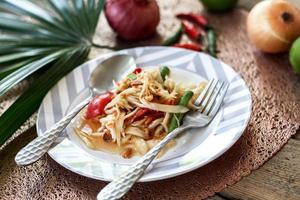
xmin=0 ymin=59 xmax=35 ymax=80
xmin=0 ymin=0 xmax=109 ymax=145
xmin=0 ymin=0 xmax=76 ymax=37
xmin=0 ymin=48 xmax=90 ymax=145
xmin=0 ymin=49 xmax=67 ymax=96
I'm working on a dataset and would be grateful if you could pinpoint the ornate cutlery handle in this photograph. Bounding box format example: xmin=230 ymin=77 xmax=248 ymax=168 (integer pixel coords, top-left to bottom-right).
xmin=97 ymin=125 xmax=190 ymax=200
xmin=15 ymin=97 xmax=91 ymax=166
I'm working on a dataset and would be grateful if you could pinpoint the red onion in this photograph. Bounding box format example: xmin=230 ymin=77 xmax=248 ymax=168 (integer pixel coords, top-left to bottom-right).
xmin=105 ymin=0 xmax=160 ymax=41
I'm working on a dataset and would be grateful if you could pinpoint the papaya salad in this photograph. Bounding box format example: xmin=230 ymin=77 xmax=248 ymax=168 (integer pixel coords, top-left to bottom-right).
xmin=75 ymin=66 xmax=206 ymax=158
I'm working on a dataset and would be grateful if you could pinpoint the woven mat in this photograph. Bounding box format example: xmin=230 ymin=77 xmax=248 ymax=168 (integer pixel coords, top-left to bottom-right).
xmin=1 ymin=1 xmax=300 ymax=199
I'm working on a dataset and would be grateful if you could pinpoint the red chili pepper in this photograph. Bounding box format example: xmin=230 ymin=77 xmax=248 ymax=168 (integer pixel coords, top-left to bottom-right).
xmin=133 ymin=67 xmax=142 ymax=74
xmin=85 ymin=92 xmax=114 ymax=119
xmin=128 ymin=108 xmax=162 ymax=123
xmin=144 ymin=112 xmax=164 ymax=125
xmin=173 ymin=43 xmax=202 ymax=51
xmin=176 ymin=13 xmax=208 ymax=27
xmin=131 ymin=108 xmax=149 ymax=122
xmin=181 ymin=20 xmax=204 ymax=40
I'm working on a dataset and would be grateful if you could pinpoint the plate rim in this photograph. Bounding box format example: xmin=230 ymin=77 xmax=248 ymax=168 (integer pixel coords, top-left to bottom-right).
xmin=36 ymin=46 xmax=252 ymax=182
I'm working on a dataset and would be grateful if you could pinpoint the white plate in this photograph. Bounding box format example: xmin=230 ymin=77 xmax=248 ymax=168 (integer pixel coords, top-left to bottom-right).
xmin=36 ymin=46 xmax=252 ymax=182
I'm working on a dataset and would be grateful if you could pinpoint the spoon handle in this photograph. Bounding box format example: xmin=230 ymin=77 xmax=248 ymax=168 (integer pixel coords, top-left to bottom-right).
xmin=97 ymin=125 xmax=189 ymax=200
xmin=15 ymin=97 xmax=91 ymax=166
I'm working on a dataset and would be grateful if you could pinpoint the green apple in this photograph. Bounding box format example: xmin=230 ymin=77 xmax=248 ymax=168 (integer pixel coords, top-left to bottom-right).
xmin=200 ymin=0 xmax=238 ymax=12
xmin=289 ymin=37 xmax=300 ymax=74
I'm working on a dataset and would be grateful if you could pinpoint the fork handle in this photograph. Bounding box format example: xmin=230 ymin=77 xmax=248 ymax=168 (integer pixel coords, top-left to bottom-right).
xmin=15 ymin=97 xmax=91 ymax=166
xmin=97 ymin=125 xmax=190 ymax=200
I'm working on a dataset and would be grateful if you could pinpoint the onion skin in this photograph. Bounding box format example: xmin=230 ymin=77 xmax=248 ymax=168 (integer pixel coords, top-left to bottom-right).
xmin=247 ymin=0 xmax=300 ymax=53
xmin=105 ymin=0 xmax=160 ymax=41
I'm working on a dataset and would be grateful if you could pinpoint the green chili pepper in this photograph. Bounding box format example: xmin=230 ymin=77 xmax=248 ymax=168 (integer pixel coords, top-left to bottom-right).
xmin=168 ymin=91 xmax=194 ymax=132
xmin=127 ymin=73 xmax=137 ymax=80
xmin=160 ymin=66 xmax=170 ymax=81
xmin=162 ymin=25 xmax=183 ymax=46
xmin=207 ymin=28 xmax=217 ymax=57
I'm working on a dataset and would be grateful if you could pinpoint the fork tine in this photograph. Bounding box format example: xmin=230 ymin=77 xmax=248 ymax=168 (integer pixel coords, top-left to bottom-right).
xmin=195 ymin=79 xmax=215 ymax=106
xmin=202 ymin=81 xmax=224 ymax=115
xmin=207 ymin=82 xmax=229 ymax=117
xmin=199 ymin=80 xmax=219 ymax=113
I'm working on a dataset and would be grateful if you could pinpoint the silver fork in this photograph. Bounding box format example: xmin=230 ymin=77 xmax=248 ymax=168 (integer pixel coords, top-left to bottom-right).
xmin=97 ymin=79 xmax=229 ymax=200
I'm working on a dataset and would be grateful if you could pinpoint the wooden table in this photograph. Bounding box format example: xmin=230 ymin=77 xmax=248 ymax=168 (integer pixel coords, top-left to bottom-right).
xmin=209 ymin=130 xmax=300 ymax=200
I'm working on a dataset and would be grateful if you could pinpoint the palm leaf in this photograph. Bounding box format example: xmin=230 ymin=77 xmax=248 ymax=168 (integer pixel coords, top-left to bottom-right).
xmin=92 ymin=0 xmax=105 ymax=35
xmin=0 ymin=48 xmax=90 ymax=145
xmin=73 ymin=0 xmax=93 ymax=39
xmin=48 ymin=0 xmax=81 ymax=33
xmin=0 ymin=49 xmax=69 ymax=96
xmin=0 ymin=48 xmax=55 ymax=63
xmin=0 ymin=0 xmax=113 ymax=145
xmin=0 ymin=59 xmax=35 ymax=80
xmin=0 ymin=0 xmax=78 ymax=38
xmin=0 ymin=14 xmax=79 ymax=43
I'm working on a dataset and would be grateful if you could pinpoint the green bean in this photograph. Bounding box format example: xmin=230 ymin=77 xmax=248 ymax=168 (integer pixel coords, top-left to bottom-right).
xmin=160 ymin=66 xmax=170 ymax=81
xmin=207 ymin=28 xmax=217 ymax=57
xmin=168 ymin=91 xmax=194 ymax=132
xmin=127 ymin=73 xmax=137 ymax=80
xmin=162 ymin=25 xmax=183 ymax=46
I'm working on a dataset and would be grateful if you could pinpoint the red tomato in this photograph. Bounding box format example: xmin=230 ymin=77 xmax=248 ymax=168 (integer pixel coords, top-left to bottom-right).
xmin=133 ymin=67 xmax=142 ymax=74
xmin=85 ymin=92 xmax=114 ymax=119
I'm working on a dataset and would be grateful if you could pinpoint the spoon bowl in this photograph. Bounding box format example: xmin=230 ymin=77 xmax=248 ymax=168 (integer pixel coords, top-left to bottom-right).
xmin=89 ymin=54 xmax=136 ymax=95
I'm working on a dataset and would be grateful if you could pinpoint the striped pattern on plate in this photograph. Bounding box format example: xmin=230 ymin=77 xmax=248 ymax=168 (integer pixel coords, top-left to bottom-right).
xmin=36 ymin=47 xmax=251 ymax=182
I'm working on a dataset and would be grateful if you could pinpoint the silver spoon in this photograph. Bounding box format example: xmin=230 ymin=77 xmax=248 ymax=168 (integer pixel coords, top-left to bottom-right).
xmin=15 ymin=54 xmax=136 ymax=166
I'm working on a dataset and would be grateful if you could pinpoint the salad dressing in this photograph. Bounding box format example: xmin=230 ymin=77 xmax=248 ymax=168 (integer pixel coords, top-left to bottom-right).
xmin=75 ymin=118 xmax=121 ymax=154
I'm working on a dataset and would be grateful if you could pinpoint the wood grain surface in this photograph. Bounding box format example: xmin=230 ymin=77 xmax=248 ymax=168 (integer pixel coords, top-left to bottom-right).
xmin=212 ymin=130 xmax=300 ymax=200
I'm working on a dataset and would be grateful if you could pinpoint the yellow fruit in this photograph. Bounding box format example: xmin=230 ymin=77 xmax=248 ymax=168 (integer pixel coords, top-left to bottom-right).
xmin=247 ymin=0 xmax=300 ymax=53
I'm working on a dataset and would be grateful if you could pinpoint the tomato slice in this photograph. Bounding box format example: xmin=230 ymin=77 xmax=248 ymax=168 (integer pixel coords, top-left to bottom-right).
xmin=85 ymin=92 xmax=114 ymax=119
xmin=133 ymin=67 xmax=142 ymax=74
